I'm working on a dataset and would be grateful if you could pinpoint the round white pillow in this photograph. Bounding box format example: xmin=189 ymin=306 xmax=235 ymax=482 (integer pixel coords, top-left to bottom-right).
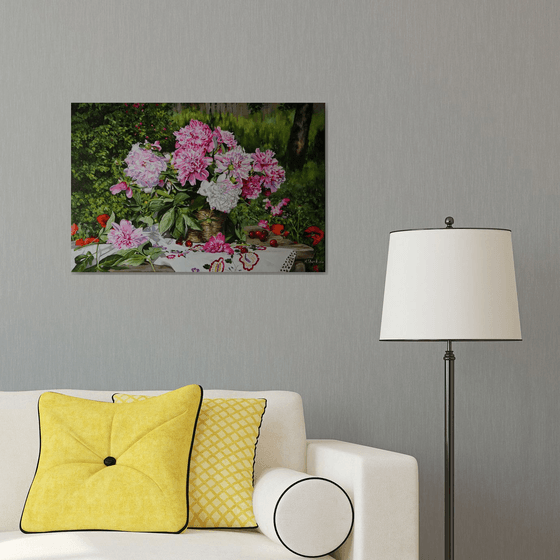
xmin=253 ymin=468 xmax=354 ymax=557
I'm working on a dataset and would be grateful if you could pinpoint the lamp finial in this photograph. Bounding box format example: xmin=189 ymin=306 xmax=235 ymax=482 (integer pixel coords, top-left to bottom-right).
xmin=445 ymin=216 xmax=454 ymax=228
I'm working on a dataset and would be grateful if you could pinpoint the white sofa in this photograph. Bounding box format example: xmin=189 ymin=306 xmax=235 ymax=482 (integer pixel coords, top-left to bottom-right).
xmin=0 ymin=389 xmax=419 ymax=560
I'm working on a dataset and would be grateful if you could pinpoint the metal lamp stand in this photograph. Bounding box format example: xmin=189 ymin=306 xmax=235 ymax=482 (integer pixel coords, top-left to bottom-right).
xmin=444 ymin=341 xmax=455 ymax=560
xmin=380 ymin=216 xmax=521 ymax=560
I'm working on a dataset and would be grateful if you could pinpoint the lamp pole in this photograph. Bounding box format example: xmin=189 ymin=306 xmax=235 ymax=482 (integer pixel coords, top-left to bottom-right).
xmin=444 ymin=340 xmax=455 ymax=560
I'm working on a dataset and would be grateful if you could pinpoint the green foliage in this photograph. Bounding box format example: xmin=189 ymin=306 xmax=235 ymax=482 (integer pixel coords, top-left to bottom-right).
xmin=72 ymin=241 xmax=164 ymax=272
xmin=71 ymin=103 xmax=174 ymax=234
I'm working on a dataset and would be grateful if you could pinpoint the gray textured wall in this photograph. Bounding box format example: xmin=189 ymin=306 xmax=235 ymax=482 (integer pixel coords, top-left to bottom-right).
xmin=0 ymin=1 xmax=558 ymax=558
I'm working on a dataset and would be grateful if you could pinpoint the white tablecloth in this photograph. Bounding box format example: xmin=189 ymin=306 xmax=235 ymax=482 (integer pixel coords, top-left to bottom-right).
xmin=71 ymin=230 xmax=297 ymax=273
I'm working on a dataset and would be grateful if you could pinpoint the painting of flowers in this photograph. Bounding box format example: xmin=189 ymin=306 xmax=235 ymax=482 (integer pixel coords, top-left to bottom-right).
xmin=71 ymin=103 xmax=325 ymax=273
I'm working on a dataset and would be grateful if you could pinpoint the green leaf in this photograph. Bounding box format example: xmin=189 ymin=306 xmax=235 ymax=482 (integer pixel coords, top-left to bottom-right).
xmin=145 ymin=247 xmax=164 ymax=260
xmin=112 ymin=248 xmax=137 ymax=260
xmin=154 ymin=189 xmax=174 ymax=199
xmin=173 ymin=193 xmax=189 ymax=206
xmin=72 ymin=253 xmax=95 ymax=271
xmin=103 ymin=212 xmax=116 ymax=233
xmin=139 ymin=216 xmax=154 ymax=227
xmin=159 ymin=207 xmax=175 ymax=234
xmin=173 ymin=215 xmax=186 ymax=239
xmin=149 ymin=198 xmax=170 ymax=212
xmin=72 ymin=262 xmax=89 ymax=272
xmin=122 ymin=254 xmax=148 ymax=267
xmin=191 ymin=195 xmax=206 ymax=210
xmin=136 ymin=242 xmax=150 ymax=255
xmin=184 ymin=213 xmax=201 ymax=231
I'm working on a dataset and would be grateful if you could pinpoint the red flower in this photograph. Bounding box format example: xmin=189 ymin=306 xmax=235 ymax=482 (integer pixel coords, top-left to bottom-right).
xmin=97 ymin=214 xmax=110 ymax=228
xmin=75 ymin=238 xmax=85 ymax=246
xmin=84 ymin=238 xmax=99 ymax=245
xmin=304 ymin=226 xmax=325 ymax=246
xmin=313 ymin=265 xmax=319 ymax=272
xmin=71 ymin=223 xmax=78 ymax=236
xmin=270 ymin=224 xmax=284 ymax=236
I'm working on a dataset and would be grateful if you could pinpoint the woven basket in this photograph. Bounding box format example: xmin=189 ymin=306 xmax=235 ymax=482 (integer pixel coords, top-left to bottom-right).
xmin=186 ymin=209 xmax=226 ymax=243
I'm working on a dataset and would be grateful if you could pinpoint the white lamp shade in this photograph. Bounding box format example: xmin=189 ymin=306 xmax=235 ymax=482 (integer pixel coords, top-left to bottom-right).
xmin=380 ymin=228 xmax=522 ymax=341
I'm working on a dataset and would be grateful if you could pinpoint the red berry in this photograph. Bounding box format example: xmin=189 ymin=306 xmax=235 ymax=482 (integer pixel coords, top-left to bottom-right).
xmin=249 ymin=231 xmax=256 ymax=239
xmin=239 ymin=246 xmax=248 ymax=254
xmin=283 ymin=231 xmax=290 ymax=237
xmin=269 ymin=239 xmax=278 ymax=247
xmin=259 ymin=230 xmax=268 ymax=241
xmin=176 ymin=239 xmax=183 ymax=246
xmin=186 ymin=239 xmax=193 ymax=247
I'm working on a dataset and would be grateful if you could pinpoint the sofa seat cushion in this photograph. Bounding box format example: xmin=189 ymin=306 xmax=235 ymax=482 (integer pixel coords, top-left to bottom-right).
xmin=0 ymin=530 xmax=334 ymax=559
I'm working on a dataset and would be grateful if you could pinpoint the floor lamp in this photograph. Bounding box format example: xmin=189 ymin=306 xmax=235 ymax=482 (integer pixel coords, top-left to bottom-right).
xmin=379 ymin=217 xmax=521 ymax=560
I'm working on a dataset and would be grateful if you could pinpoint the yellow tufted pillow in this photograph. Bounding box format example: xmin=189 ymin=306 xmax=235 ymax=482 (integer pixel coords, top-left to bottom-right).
xmin=20 ymin=385 xmax=203 ymax=533
xmin=113 ymin=394 xmax=266 ymax=529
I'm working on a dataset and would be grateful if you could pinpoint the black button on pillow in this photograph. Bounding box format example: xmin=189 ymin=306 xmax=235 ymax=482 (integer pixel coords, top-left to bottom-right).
xmin=104 ymin=456 xmax=117 ymax=467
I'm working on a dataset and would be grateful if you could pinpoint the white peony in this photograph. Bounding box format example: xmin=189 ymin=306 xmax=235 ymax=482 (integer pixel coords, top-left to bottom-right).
xmin=198 ymin=176 xmax=241 ymax=213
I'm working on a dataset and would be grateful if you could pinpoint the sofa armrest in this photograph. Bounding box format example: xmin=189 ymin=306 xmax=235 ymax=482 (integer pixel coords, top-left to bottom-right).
xmin=306 ymin=440 xmax=418 ymax=560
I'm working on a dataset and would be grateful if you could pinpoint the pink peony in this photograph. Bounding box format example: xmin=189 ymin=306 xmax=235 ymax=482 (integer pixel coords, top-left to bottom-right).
xmin=241 ymin=175 xmax=264 ymax=200
xmin=203 ymin=232 xmax=234 ymax=255
xmin=252 ymin=148 xmax=278 ymax=172
xmin=173 ymin=120 xmax=214 ymax=153
xmin=252 ymin=148 xmax=286 ymax=193
xmin=110 ymin=181 xmax=133 ymax=198
xmin=123 ymin=144 xmax=167 ymax=190
xmin=214 ymin=146 xmax=253 ymax=183
xmin=145 ymin=140 xmax=162 ymax=151
xmin=213 ymin=127 xmax=238 ymax=150
xmin=265 ymin=197 xmax=290 ymax=217
xmin=172 ymin=144 xmax=213 ymax=187
xmin=107 ymin=219 xmax=147 ymax=249
xmin=261 ymin=163 xmax=286 ymax=193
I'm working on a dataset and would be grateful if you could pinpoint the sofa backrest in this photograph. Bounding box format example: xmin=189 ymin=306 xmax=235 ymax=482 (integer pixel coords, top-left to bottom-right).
xmin=0 ymin=388 xmax=307 ymax=532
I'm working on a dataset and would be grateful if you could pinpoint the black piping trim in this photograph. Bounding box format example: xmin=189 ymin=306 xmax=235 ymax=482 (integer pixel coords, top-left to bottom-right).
xmin=19 ymin=392 xmax=47 ymax=534
xmin=252 ymin=398 xmax=267 ymax=488
xmin=183 ymin=385 xmax=204 ymax=533
xmin=188 ymin=525 xmax=259 ymax=531
xmin=389 ymin=227 xmax=512 ymax=234
xmin=380 ymin=339 xmax=522 ymax=342
xmin=20 ymin=386 xmax=204 ymax=535
xmin=273 ymin=476 xmax=354 ymax=558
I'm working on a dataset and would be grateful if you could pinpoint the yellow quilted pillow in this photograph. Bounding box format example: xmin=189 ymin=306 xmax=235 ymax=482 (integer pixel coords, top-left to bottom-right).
xmin=113 ymin=394 xmax=266 ymax=529
xmin=20 ymin=385 xmax=203 ymax=533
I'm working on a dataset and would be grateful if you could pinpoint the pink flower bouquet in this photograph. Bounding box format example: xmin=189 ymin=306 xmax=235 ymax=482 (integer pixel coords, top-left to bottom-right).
xmin=109 ymin=119 xmax=287 ymax=241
